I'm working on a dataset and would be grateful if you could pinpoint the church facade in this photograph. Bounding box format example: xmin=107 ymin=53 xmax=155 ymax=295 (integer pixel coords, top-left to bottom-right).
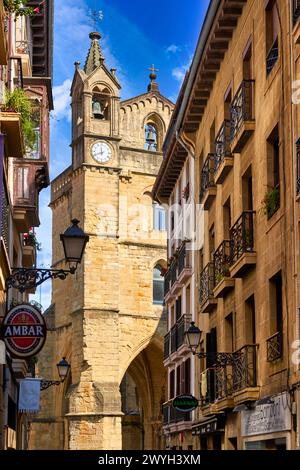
xmin=29 ymin=32 xmax=174 ymax=450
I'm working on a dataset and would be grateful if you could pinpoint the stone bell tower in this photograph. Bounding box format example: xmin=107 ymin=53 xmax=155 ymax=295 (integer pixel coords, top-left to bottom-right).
xmin=29 ymin=31 xmax=174 ymax=450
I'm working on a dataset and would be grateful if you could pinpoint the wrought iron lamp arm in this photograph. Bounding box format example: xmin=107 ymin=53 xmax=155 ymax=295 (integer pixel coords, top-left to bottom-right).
xmin=40 ymin=379 xmax=62 ymax=391
xmin=6 ymin=266 xmax=77 ymax=293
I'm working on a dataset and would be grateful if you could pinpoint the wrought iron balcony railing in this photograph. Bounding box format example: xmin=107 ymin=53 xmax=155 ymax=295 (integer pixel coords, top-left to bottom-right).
xmin=164 ymin=332 xmax=170 ymax=360
xmin=170 ymin=324 xmax=177 ymax=354
xmin=267 ymin=331 xmax=282 ymax=362
xmin=177 ymin=242 xmax=192 ymax=277
xmin=296 ymin=138 xmax=300 ymax=194
xmin=229 ymin=211 xmax=255 ymax=266
xmin=200 ymin=345 xmax=257 ymax=404
xmin=266 ymin=37 xmax=279 ymax=75
xmin=215 ymin=364 xmax=233 ymax=400
xmin=214 ymin=120 xmax=231 ymax=173
xmin=164 ymin=269 xmax=171 ymax=296
xmin=1 ymin=186 xmax=9 ymax=253
xmin=177 ymin=314 xmax=192 ymax=349
xmin=293 ymin=0 xmax=300 ymax=24
xmin=232 ymin=344 xmax=257 ymax=392
xmin=199 ymin=262 xmax=215 ymax=306
xmin=200 ymin=368 xmax=216 ymax=406
xmin=230 ymin=80 xmax=255 ymax=142
xmin=170 ymin=260 xmax=177 ymax=286
xmin=200 ymin=153 xmax=215 ymax=202
xmin=214 ymin=240 xmax=231 ymax=286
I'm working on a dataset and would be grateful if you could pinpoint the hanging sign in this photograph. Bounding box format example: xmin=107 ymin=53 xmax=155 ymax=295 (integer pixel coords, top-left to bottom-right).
xmin=1 ymin=304 xmax=46 ymax=358
xmin=173 ymin=394 xmax=199 ymax=412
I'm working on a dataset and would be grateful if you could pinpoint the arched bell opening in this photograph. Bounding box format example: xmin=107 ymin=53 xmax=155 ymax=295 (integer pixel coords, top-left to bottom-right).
xmin=92 ymin=86 xmax=111 ymax=120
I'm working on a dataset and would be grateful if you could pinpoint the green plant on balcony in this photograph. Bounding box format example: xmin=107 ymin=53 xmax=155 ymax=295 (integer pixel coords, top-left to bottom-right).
xmin=4 ymin=0 xmax=38 ymax=18
xmin=262 ymin=186 xmax=280 ymax=219
xmin=215 ymin=271 xmax=224 ymax=286
xmin=3 ymin=88 xmax=36 ymax=149
xmin=24 ymin=231 xmax=42 ymax=251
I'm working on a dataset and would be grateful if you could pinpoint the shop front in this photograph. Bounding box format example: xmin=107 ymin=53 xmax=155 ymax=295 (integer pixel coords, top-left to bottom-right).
xmin=240 ymin=392 xmax=291 ymax=450
xmin=192 ymin=415 xmax=225 ymax=450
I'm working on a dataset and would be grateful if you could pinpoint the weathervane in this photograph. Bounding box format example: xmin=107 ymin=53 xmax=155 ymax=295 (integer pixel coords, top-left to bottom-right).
xmin=89 ymin=1 xmax=104 ymax=30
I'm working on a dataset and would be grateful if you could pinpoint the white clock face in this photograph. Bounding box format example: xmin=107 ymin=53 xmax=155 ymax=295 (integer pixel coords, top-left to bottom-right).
xmin=91 ymin=142 xmax=112 ymax=163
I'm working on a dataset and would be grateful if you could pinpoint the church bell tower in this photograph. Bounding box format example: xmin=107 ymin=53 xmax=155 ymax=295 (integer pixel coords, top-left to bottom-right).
xmin=31 ymin=30 xmax=175 ymax=451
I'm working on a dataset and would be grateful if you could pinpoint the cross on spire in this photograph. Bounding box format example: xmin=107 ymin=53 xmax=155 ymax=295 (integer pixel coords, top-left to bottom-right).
xmin=148 ymin=64 xmax=159 ymax=93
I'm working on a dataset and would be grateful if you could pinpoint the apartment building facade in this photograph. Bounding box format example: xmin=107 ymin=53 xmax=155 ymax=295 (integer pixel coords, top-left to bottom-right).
xmin=154 ymin=0 xmax=300 ymax=450
xmin=0 ymin=0 xmax=53 ymax=450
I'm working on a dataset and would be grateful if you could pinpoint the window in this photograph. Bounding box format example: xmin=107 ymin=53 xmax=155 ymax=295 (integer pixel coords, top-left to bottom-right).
xmin=223 ymin=197 xmax=231 ymax=239
xmin=242 ymin=166 xmax=253 ymax=211
xmin=145 ymin=123 xmax=158 ymax=151
xmin=176 ymin=296 xmax=182 ymax=321
xmin=245 ymin=295 xmax=256 ymax=344
xmin=153 ymin=202 xmax=166 ymax=230
xmin=153 ymin=265 xmax=164 ymax=305
xmin=225 ymin=313 xmax=234 ymax=352
xmin=266 ymin=125 xmax=280 ymax=218
xmin=266 ymin=0 xmax=279 ymax=75
xmin=169 ymin=370 xmax=175 ymax=399
xmin=269 ymin=271 xmax=283 ymax=336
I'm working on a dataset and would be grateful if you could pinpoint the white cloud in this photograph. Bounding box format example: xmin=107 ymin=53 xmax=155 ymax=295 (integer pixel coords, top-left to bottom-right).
xmin=172 ymin=56 xmax=193 ymax=83
xmin=52 ymin=79 xmax=72 ymax=123
xmin=166 ymin=44 xmax=180 ymax=54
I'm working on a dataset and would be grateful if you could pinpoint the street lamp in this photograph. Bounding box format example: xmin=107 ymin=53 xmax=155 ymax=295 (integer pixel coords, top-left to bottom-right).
xmin=40 ymin=357 xmax=70 ymax=391
xmin=6 ymin=219 xmax=89 ymax=293
xmin=185 ymin=322 xmax=236 ymax=366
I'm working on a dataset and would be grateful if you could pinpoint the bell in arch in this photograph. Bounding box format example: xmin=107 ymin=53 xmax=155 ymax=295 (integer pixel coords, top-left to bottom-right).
xmin=92 ymin=100 xmax=104 ymax=119
xmin=145 ymin=125 xmax=157 ymax=149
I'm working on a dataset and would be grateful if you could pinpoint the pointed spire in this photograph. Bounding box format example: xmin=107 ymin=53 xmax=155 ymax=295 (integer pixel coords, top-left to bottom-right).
xmin=148 ymin=64 xmax=159 ymax=92
xmin=84 ymin=32 xmax=105 ymax=75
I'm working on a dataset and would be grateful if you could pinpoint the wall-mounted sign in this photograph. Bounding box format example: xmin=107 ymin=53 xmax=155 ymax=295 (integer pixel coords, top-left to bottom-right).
xmin=241 ymin=392 xmax=291 ymax=437
xmin=173 ymin=394 xmax=198 ymax=412
xmin=1 ymin=304 xmax=46 ymax=358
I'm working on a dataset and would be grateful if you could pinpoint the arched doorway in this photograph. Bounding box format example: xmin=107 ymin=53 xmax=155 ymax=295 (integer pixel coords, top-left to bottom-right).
xmin=120 ymin=340 xmax=166 ymax=450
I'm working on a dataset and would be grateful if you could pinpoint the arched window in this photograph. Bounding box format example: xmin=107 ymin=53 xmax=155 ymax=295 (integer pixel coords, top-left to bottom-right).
xmin=153 ymin=265 xmax=164 ymax=305
xmin=153 ymin=202 xmax=166 ymax=231
xmin=92 ymin=86 xmax=110 ymax=120
xmin=145 ymin=123 xmax=158 ymax=151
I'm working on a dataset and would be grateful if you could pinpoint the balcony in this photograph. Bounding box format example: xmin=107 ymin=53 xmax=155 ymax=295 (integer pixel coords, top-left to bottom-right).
xmin=0 ymin=1 xmax=8 ymax=65
xmin=200 ymin=153 xmax=216 ymax=210
xmin=0 ymin=112 xmax=24 ymax=157
xmin=267 ymin=332 xmax=282 ymax=362
xmin=214 ymin=364 xmax=234 ymax=411
xmin=266 ymin=37 xmax=278 ymax=76
xmin=230 ymin=80 xmax=255 ymax=153
xmin=164 ymin=314 xmax=192 ymax=362
xmin=163 ymin=402 xmax=191 ymax=426
xmin=213 ymin=240 xmax=235 ymax=298
xmin=164 ymin=332 xmax=170 ymax=360
xmin=293 ymin=0 xmax=300 ymax=24
xmin=214 ymin=120 xmax=233 ymax=184
xmin=176 ymin=314 xmax=192 ymax=351
xmin=177 ymin=243 xmax=192 ymax=283
xmin=200 ymin=345 xmax=258 ymax=410
xmin=12 ymin=160 xmax=48 ymax=232
xmin=0 ymin=186 xmax=10 ymax=286
xmin=229 ymin=211 xmax=256 ymax=278
xmin=199 ymin=262 xmax=217 ymax=313
xmin=232 ymin=344 xmax=259 ymax=404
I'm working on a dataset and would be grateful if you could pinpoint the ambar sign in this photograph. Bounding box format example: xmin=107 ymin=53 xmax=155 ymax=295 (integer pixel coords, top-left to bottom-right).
xmin=1 ymin=304 xmax=47 ymax=358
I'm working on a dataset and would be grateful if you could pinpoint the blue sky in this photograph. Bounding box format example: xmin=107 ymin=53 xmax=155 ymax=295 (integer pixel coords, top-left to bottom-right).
xmin=32 ymin=0 xmax=210 ymax=308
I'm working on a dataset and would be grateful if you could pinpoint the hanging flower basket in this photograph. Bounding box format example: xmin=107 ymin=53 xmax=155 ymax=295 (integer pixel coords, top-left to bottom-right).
xmin=4 ymin=0 xmax=40 ymax=18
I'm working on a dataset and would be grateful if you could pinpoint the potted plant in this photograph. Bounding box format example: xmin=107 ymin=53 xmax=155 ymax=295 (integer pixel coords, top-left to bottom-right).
xmin=4 ymin=0 xmax=39 ymax=18
xmin=2 ymin=88 xmax=36 ymax=149
xmin=24 ymin=230 xmax=42 ymax=251
xmin=262 ymin=186 xmax=280 ymax=219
